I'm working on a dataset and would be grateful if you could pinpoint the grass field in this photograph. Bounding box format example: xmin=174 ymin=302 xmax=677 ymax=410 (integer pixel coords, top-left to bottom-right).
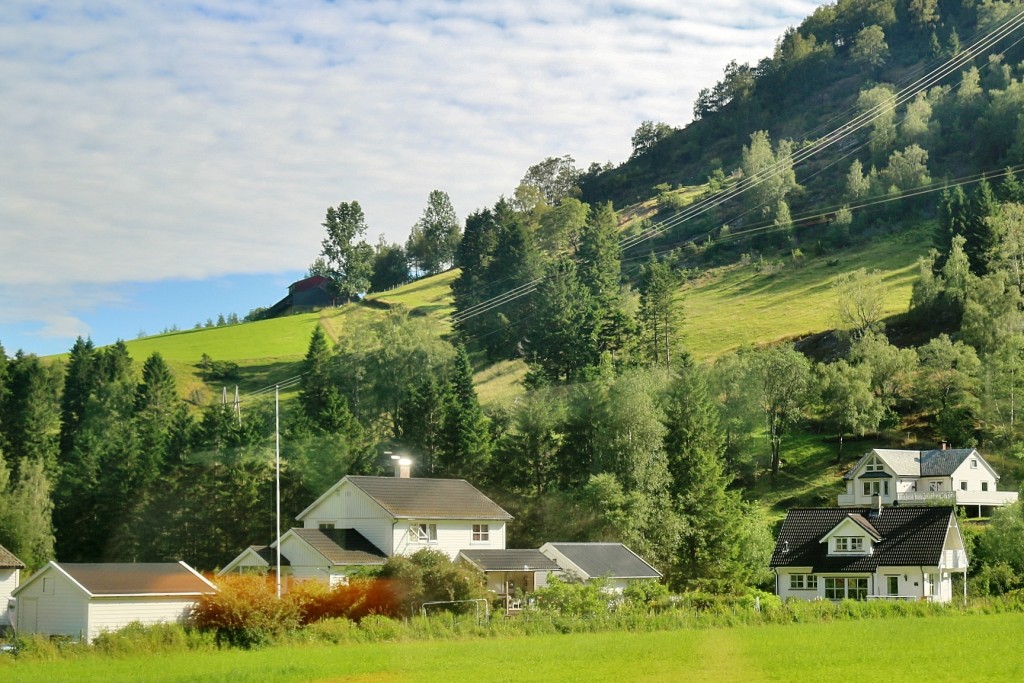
xmin=681 ymin=227 xmax=929 ymax=359
xmin=3 ymin=612 xmax=1021 ymax=682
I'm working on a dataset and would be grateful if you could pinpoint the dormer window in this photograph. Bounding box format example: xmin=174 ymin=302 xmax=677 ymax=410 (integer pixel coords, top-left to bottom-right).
xmin=865 ymin=457 xmax=885 ymax=472
xmin=834 ymin=536 xmax=864 ymax=552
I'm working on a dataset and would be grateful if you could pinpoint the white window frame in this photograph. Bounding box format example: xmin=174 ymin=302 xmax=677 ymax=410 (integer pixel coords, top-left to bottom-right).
xmin=411 ymin=523 xmax=437 ymax=543
xmin=834 ymin=536 xmax=863 ymax=553
xmin=865 ymin=457 xmax=884 ymax=472
xmin=825 ymin=577 xmax=868 ymax=601
xmin=971 ymin=459 xmax=978 ymax=469
xmin=789 ymin=574 xmax=818 ymax=591
xmin=472 ymin=524 xmax=490 ymax=542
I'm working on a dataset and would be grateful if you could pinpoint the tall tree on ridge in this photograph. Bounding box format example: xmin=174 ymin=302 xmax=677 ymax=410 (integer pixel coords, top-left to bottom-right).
xmin=320 ymin=200 xmax=374 ymax=301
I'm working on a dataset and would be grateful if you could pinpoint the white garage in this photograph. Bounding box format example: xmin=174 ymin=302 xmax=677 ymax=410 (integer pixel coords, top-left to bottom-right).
xmin=12 ymin=561 xmax=216 ymax=643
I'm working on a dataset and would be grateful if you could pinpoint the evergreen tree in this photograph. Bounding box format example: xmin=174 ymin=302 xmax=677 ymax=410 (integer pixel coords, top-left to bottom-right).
xmin=963 ymin=177 xmax=998 ymax=275
xmin=59 ymin=336 xmax=98 ymax=459
xmin=439 ymin=346 xmax=492 ymax=480
xmin=638 ymin=254 xmax=680 ymax=368
xmin=396 ymin=373 xmax=449 ymax=475
xmin=3 ymin=352 xmax=61 ymax=476
xmin=663 ymin=358 xmax=726 ymax=498
xmin=298 ymin=325 xmax=335 ymax=427
xmin=524 ymin=256 xmax=594 ymax=383
xmin=479 ymin=201 xmax=542 ymax=359
xmin=452 ymin=206 xmax=501 ymax=346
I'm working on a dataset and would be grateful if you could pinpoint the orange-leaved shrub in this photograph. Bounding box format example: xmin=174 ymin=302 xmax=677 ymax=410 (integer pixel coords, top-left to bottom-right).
xmin=189 ymin=574 xmax=300 ymax=648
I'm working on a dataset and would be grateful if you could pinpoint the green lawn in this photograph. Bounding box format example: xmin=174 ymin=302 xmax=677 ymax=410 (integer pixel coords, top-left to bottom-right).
xmin=682 ymin=228 xmax=929 ymax=359
xmin=4 ymin=612 xmax=1021 ymax=682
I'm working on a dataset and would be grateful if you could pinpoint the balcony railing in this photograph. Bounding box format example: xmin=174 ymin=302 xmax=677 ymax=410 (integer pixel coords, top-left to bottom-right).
xmin=896 ymin=491 xmax=956 ymax=504
xmin=897 ymin=490 xmax=1018 ymax=506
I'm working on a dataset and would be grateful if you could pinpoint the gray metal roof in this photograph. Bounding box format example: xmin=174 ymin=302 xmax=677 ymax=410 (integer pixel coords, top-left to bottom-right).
xmin=290 ymin=528 xmax=387 ymax=566
xmin=847 ymin=448 xmax=982 ymax=479
xmin=347 ymin=476 xmax=513 ymax=520
xmin=543 ymin=543 xmax=661 ymax=579
xmin=459 ymin=549 xmax=561 ymax=572
xmin=920 ymin=449 xmax=976 ymax=477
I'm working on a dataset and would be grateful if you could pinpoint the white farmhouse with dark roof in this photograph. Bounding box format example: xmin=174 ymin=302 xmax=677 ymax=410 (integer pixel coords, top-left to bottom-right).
xmin=839 ymin=447 xmax=1018 ymax=515
xmin=770 ymin=506 xmax=968 ymax=603
xmin=222 ymin=474 xmax=512 ymax=586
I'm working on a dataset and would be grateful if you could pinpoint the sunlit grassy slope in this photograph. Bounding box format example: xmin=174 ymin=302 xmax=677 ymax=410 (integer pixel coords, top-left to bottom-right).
xmin=681 ymin=226 xmax=928 ymax=359
xmin=94 ymin=226 xmax=927 ymax=409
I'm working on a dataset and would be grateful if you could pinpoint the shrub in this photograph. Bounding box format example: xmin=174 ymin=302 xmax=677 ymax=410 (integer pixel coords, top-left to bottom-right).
xmin=532 ymin=576 xmax=612 ymax=618
xmin=622 ymin=579 xmax=670 ymax=608
xmin=357 ymin=615 xmax=405 ymax=642
xmin=189 ymin=575 xmax=300 ymax=649
xmin=92 ymin=622 xmax=212 ymax=656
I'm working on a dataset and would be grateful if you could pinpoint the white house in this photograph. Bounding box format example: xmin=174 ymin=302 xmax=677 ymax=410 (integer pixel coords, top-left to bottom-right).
xmin=12 ymin=561 xmax=216 ymax=643
xmin=539 ymin=542 xmax=662 ymax=593
xmin=839 ymin=448 xmax=1018 ymax=515
xmin=222 ymin=475 xmax=513 ymax=586
xmin=0 ymin=544 xmax=25 ymax=633
xmin=770 ymin=506 xmax=968 ymax=603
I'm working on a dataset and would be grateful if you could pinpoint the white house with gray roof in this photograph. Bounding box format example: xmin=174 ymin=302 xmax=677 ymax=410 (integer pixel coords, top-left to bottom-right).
xmin=839 ymin=448 xmax=1018 ymax=515
xmin=222 ymin=475 xmax=512 ymax=586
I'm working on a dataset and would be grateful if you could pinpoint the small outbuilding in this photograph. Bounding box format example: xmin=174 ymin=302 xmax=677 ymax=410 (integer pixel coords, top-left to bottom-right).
xmin=539 ymin=542 xmax=662 ymax=592
xmin=12 ymin=561 xmax=216 ymax=643
xmin=0 ymin=544 xmax=25 ymax=632
xmin=457 ymin=548 xmax=562 ymax=609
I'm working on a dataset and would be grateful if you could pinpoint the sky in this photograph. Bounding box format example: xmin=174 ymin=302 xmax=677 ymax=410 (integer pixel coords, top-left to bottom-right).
xmin=0 ymin=0 xmax=823 ymax=357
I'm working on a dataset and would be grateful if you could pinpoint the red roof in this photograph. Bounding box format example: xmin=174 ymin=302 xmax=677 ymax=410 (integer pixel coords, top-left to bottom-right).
xmin=289 ymin=275 xmax=331 ymax=294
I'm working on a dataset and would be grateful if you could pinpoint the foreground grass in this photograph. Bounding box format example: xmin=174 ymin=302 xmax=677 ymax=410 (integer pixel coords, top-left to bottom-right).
xmin=5 ymin=612 xmax=1022 ymax=682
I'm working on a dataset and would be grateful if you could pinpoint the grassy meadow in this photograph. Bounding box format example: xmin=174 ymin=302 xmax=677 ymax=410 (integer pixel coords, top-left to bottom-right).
xmin=3 ymin=612 xmax=1021 ymax=682
xmin=681 ymin=227 xmax=928 ymax=359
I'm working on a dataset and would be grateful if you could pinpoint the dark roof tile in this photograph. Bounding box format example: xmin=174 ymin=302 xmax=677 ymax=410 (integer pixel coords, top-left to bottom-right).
xmin=58 ymin=563 xmax=214 ymax=595
xmin=291 ymin=528 xmax=387 ymax=565
xmin=770 ymin=507 xmax=954 ymax=572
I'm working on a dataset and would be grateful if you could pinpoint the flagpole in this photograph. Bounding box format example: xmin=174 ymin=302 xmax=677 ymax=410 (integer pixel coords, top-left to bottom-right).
xmin=275 ymin=384 xmax=282 ymax=599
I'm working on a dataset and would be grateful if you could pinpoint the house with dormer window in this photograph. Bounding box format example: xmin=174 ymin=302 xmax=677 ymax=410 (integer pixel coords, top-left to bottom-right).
xmin=839 ymin=448 xmax=1018 ymax=515
xmin=770 ymin=506 xmax=968 ymax=603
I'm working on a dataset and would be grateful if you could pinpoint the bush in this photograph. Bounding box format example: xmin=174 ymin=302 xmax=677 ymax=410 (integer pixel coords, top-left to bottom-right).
xmin=622 ymin=579 xmax=670 ymax=608
xmin=189 ymin=575 xmax=300 ymax=649
xmin=92 ymin=622 xmax=212 ymax=656
xmin=532 ymin=576 xmax=612 ymax=618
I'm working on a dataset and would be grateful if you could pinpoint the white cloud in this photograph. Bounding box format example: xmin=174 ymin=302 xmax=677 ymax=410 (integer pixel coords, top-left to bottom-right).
xmin=0 ymin=0 xmax=821 ymax=298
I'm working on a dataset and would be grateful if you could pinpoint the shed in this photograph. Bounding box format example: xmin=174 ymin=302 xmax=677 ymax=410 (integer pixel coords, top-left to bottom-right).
xmin=457 ymin=549 xmax=562 ymax=601
xmin=539 ymin=542 xmax=661 ymax=592
xmin=12 ymin=561 xmax=216 ymax=643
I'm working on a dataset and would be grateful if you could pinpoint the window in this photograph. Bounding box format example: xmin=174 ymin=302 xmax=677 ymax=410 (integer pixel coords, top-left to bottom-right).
xmin=319 ymin=522 xmax=335 ymax=530
xmin=960 ymin=481 xmax=967 ymax=491
xmin=411 ymin=523 xmax=437 ymax=542
xmin=789 ymin=574 xmax=818 ymax=590
xmin=825 ymin=577 xmax=868 ymax=601
xmin=865 ymin=457 xmax=884 ymax=472
xmin=982 ymin=482 xmax=989 ymax=492
xmin=472 ymin=524 xmax=489 ymax=542
xmin=862 ymin=480 xmax=890 ymax=497
xmin=887 ymin=575 xmax=899 ymax=596
xmin=971 ymin=459 xmax=978 ymax=469
xmin=883 ymin=480 xmax=889 ymax=496
xmin=834 ymin=537 xmax=864 ymax=552
xmin=930 ymin=481 xmax=942 ymax=491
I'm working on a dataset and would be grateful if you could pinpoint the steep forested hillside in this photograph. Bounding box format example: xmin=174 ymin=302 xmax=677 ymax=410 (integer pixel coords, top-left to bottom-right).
xmin=4 ymin=0 xmax=1024 ymax=597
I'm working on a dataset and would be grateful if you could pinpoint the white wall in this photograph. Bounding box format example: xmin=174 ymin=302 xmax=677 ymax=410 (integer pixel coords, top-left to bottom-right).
xmin=775 ymin=567 xmax=954 ymax=603
xmin=86 ymin=598 xmax=197 ymax=644
xmin=15 ymin=568 xmax=89 ymax=640
xmin=302 ymin=482 xmax=395 ymax=555
xmin=392 ymin=520 xmax=506 ymax=559
xmin=1 ymin=568 xmax=19 ymax=628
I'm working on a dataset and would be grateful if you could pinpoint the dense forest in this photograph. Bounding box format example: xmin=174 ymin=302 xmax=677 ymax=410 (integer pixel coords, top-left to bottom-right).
xmin=4 ymin=0 xmax=1024 ymax=597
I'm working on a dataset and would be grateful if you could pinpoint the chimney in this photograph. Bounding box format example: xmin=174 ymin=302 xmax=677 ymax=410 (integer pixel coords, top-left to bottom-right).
xmin=392 ymin=456 xmax=412 ymax=478
xmin=870 ymin=493 xmax=881 ymax=517
xmin=941 ymin=441 xmax=948 ymax=451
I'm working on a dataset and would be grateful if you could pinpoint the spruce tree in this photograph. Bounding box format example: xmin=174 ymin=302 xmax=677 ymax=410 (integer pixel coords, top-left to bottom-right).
xmin=439 ymin=346 xmax=491 ymax=480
